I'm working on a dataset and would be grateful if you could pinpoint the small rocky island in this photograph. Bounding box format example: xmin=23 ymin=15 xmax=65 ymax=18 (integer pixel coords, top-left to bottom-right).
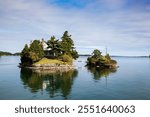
xmin=87 ymin=49 xmax=117 ymax=69
xmin=20 ymin=31 xmax=79 ymax=72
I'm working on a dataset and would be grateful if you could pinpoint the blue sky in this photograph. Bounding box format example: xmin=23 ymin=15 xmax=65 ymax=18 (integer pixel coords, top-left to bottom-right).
xmin=0 ymin=0 xmax=150 ymax=55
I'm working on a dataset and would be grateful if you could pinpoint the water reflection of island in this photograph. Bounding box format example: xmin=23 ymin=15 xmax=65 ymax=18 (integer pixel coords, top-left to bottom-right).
xmin=20 ymin=68 xmax=78 ymax=99
xmin=87 ymin=66 xmax=117 ymax=80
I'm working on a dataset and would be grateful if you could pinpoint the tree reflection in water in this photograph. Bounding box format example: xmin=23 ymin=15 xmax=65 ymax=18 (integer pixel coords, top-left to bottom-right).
xmin=20 ymin=68 xmax=78 ymax=99
xmin=87 ymin=66 xmax=117 ymax=80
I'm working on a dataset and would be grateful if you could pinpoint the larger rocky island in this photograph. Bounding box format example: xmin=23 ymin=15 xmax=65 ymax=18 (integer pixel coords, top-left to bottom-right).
xmin=20 ymin=31 xmax=78 ymax=72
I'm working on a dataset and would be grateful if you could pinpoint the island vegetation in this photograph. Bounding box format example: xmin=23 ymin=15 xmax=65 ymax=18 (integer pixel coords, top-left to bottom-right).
xmin=0 ymin=51 xmax=12 ymax=56
xmin=87 ymin=49 xmax=117 ymax=69
xmin=0 ymin=51 xmax=20 ymax=56
xmin=20 ymin=31 xmax=119 ymax=71
xmin=20 ymin=31 xmax=79 ymax=71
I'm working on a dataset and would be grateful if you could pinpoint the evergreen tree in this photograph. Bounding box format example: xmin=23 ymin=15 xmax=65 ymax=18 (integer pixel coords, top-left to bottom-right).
xmin=60 ymin=31 xmax=78 ymax=59
xmin=21 ymin=44 xmax=32 ymax=65
xmin=47 ymin=36 xmax=60 ymax=57
xmin=30 ymin=40 xmax=44 ymax=59
xmin=61 ymin=31 xmax=74 ymax=54
xmin=92 ymin=49 xmax=102 ymax=59
xmin=21 ymin=40 xmax=44 ymax=65
xmin=21 ymin=44 xmax=29 ymax=56
xmin=71 ymin=50 xmax=79 ymax=60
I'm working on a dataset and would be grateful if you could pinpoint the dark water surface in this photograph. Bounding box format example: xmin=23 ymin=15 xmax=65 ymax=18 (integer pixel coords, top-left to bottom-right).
xmin=0 ymin=56 xmax=150 ymax=100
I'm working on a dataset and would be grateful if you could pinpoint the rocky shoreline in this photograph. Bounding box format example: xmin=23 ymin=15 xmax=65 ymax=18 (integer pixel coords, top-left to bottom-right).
xmin=20 ymin=64 xmax=75 ymax=73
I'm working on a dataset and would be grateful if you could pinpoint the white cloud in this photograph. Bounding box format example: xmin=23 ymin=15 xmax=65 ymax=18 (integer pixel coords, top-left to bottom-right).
xmin=0 ymin=0 xmax=150 ymax=55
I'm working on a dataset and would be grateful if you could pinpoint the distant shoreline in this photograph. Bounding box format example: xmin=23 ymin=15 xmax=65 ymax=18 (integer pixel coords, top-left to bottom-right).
xmin=0 ymin=52 xmax=149 ymax=58
xmin=79 ymin=55 xmax=150 ymax=58
xmin=0 ymin=54 xmax=20 ymax=56
xmin=0 ymin=51 xmax=20 ymax=56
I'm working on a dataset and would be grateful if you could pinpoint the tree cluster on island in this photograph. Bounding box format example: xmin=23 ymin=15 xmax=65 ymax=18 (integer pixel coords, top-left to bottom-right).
xmin=20 ymin=31 xmax=79 ymax=66
xmin=20 ymin=31 xmax=118 ymax=69
xmin=87 ymin=49 xmax=117 ymax=69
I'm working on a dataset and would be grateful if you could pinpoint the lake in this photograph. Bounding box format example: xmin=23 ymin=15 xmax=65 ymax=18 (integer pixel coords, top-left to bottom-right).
xmin=0 ymin=56 xmax=150 ymax=100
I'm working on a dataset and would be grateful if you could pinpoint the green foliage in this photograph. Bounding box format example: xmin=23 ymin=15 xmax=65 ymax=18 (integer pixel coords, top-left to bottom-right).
xmin=21 ymin=44 xmax=32 ymax=65
xmin=87 ymin=49 xmax=117 ymax=68
xmin=34 ymin=58 xmax=64 ymax=65
xmin=21 ymin=31 xmax=78 ymax=66
xmin=105 ymin=54 xmax=111 ymax=60
xmin=0 ymin=51 xmax=12 ymax=56
xmin=21 ymin=40 xmax=44 ymax=65
xmin=60 ymin=31 xmax=78 ymax=59
xmin=21 ymin=44 xmax=29 ymax=56
xmin=71 ymin=50 xmax=79 ymax=60
xmin=47 ymin=36 xmax=61 ymax=58
xmin=28 ymin=52 xmax=39 ymax=62
xmin=30 ymin=40 xmax=44 ymax=59
xmin=87 ymin=57 xmax=97 ymax=65
xmin=0 ymin=51 xmax=20 ymax=56
xmin=20 ymin=53 xmax=32 ymax=66
xmin=110 ymin=59 xmax=117 ymax=64
xmin=92 ymin=49 xmax=102 ymax=59
xmin=61 ymin=31 xmax=74 ymax=53
xmin=46 ymin=31 xmax=78 ymax=60
xmin=59 ymin=54 xmax=73 ymax=64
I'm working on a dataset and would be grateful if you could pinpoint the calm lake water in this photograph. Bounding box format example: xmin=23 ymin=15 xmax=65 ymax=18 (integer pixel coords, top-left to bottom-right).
xmin=0 ymin=56 xmax=150 ymax=100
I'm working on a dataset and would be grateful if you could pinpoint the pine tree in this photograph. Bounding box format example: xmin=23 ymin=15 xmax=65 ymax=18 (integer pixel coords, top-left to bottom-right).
xmin=47 ymin=36 xmax=60 ymax=57
xmin=29 ymin=40 xmax=44 ymax=59
xmin=21 ymin=40 xmax=44 ymax=65
xmin=21 ymin=44 xmax=29 ymax=56
xmin=92 ymin=49 xmax=102 ymax=59
xmin=60 ymin=31 xmax=78 ymax=59
xmin=61 ymin=31 xmax=74 ymax=54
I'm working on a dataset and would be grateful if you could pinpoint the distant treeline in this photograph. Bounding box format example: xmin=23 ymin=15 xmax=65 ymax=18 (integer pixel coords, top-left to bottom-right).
xmin=0 ymin=51 xmax=21 ymax=56
xmin=62 ymin=54 xmax=144 ymax=58
xmin=79 ymin=54 xmax=90 ymax=56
